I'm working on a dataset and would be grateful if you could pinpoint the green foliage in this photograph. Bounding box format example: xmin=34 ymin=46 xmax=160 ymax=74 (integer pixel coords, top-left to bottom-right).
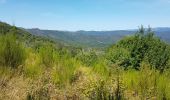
xmin=38 ymin=44 xmax=55 ymax=67
xmin=117 ymin=35 xmax=147 ymax=69
xmin=0 ymin=32 xmax=26 ymax=68
xmin=52 ymin=58 xmax=80 ymax=86
xmin=157 ymin=72 xmax=170 ymax=99
xmin=121 ymin=63 xmax=170 ymax=99
xmin=1 ymin=22 xmax=170 ymax=100
xmin=0 ymin=22 xmax=10 ymax=34
xmin=24 ymin=49 xmax=43 ymax=78
xmin=93 ymin=58 xmax=109 ymax=78
xmin=76 ymin=50 xmax=98 ymax=67
xmin=106 ymin=46 xmax=131 ymax=69
xmin=115 ymin=26 xmax=170 ymax=71
xmin=145 ymin=38 xmax=170 ymax=73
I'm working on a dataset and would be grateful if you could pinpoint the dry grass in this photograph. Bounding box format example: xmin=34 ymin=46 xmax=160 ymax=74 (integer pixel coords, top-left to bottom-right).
xmin=1 ymin=64 xmax=170 ymax=100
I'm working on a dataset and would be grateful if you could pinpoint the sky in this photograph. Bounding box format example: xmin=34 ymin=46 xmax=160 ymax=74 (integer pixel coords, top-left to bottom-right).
xmin=0 ymin=0 xmax=170 ymax=31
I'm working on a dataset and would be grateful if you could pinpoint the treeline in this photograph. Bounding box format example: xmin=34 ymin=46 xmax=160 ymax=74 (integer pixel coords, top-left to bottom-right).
xmin=0 ymin=24 xmax=170 ymax=99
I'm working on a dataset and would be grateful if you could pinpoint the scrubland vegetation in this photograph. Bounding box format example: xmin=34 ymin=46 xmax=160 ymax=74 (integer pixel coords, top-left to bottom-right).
xmin=0 ymin=23 xmax=170 ymax=100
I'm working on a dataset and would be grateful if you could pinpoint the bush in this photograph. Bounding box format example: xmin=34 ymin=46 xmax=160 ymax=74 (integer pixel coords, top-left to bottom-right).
xmin=116 ymin=26 xmax=170 ymax=71
xmin=106 ymin=46 xmax=131 ymax=69
xmin=38 ymin=44 xmax=55 ymax=67
xmin=0 ymin=33 xmax=26 ymax=68
xmin=145 ymin=39 xmax=170 ymax=73
xmin=24 ymin=50 xmax=43 ymax=78
xmin=76 ymin=50 xmax=98 ymax=67
xmin=52 ymin=58 xmax=80 ymax=86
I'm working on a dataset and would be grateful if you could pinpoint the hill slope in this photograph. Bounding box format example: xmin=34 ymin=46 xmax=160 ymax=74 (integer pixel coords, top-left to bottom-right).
xmin=26 ymin=28 xmax=170 ymax=48
xmin=27 ymin=29 xmax=133 ymax=47
xmin=0 ymin=22 xmax=68 ymax=48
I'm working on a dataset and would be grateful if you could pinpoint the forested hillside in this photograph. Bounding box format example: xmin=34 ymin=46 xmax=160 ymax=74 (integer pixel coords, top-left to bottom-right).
xmin=1 ymin=22 xmax=170 ymax=100
xmin=0 ymin=22 xmax=56 ymax=47
xmin=26 ymin=27 xmax=170 ymax=48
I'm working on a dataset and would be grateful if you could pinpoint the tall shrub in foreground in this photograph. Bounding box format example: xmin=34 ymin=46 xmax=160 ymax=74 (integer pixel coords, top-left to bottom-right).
xmin=106 ymin=46 xmax=131 ymax=69
xmin=0 ymin=30 xmax=26 ymax=68
xmin=39 ymin=44 xmax=55 ymax=68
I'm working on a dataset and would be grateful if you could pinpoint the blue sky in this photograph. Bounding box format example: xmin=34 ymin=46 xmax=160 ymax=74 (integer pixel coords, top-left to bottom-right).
xmin=0 ymin=0 xmax=170 ymax=31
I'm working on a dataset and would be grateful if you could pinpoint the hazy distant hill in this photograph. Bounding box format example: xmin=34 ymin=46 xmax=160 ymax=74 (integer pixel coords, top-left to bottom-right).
xmin=1 ymin=21 xmax=170 ymax=48
xmin=26 ymin=28 xmax=170 ymax=48
xmin=1 ymin=21 xmax=167 ymax=48
xmin=152 ymin=27 xmax=170 ymax=42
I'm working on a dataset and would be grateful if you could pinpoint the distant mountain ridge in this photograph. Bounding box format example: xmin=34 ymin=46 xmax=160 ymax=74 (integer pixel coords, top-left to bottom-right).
xmin=26 ymin=27 xmax=170 ymax=48
xmin=2 ymin=21 xmax=169 ymax=48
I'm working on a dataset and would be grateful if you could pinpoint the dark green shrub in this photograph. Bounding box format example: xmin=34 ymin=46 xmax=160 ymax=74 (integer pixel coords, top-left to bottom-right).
xmin=117 ymin=34 xmax=148 ymax=69
xmin=0 ymin=33 xmax=26 ymax=68
xmin=145 ymin=38 xmax=170 ymax=73
xmin=106 ymin=46 xmax=131 ymax=69
xmin=116 ymin=26 xmax=170 ymax=71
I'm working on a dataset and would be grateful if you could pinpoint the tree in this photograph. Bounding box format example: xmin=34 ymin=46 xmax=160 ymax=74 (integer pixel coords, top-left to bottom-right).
xmin=112 ymin=26 xmax=170 ymax=72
